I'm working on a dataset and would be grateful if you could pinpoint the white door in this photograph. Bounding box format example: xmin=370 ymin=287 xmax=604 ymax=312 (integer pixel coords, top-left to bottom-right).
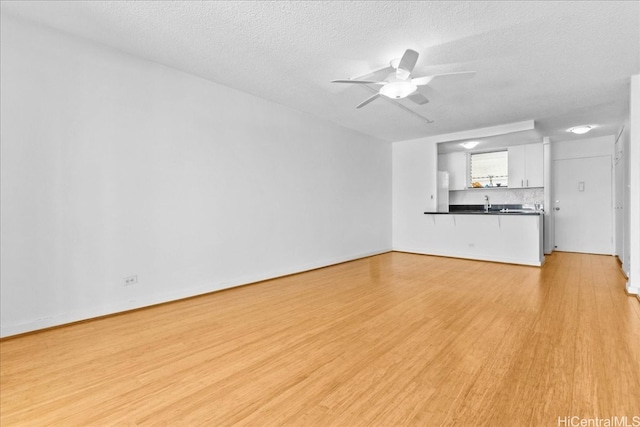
xmin=553 ymin=156 xmax=613 ymax=254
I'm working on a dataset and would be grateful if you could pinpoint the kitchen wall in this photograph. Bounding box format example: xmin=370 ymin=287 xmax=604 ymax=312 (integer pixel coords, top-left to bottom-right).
xmin=438 ymin=145 xmax=545 ymax=207
xmin=393 ymin=135 xmax=544 ymax=264
xmin=449 ymin=188 xmax=544 ymax=205
xmin=392 ymin=123 xmax=541 ymax=252
xmin=0 ymin=15 xmax=392 ymax=337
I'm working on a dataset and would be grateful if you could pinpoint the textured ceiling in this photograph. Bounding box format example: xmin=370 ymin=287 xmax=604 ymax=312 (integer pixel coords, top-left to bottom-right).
xmin=2 ymin=1 xmax=639 ymax=143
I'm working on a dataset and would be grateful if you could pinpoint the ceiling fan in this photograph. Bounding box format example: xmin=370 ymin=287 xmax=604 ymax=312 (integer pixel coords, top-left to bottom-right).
xmin=332 ymin=49 xmax=476 ymax=109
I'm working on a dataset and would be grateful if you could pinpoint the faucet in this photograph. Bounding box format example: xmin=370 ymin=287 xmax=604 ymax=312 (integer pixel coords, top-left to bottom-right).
xmin=484 ymin=195 xmax=491 ymax=213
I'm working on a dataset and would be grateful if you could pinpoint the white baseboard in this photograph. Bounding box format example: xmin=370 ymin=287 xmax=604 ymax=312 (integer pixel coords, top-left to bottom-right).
xmin=0 ymin=248 xmax=392 ymax=338
xmin=393 ymin=246 xmax=543 ymax=267
xmin=626 ymin=281 xmax=639 ymax=296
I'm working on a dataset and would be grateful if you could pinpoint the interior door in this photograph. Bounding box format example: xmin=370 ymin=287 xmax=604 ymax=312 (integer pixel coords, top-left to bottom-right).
xmin=553 ymin=155 xmax=613 ymax=254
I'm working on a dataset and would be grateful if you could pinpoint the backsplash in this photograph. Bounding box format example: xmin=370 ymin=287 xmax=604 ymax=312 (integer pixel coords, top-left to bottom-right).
xmin=449 ymin=187 xmax=544 ymax=205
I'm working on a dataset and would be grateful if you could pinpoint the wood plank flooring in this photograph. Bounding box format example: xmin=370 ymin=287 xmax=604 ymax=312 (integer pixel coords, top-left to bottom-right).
xmin=1 ymin=251 xmax=639 ymax=426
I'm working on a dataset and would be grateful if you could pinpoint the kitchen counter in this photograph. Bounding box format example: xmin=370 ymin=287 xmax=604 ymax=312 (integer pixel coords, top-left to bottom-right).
xmin=407 ymin=205 xmax=545 ymax=266
xmin=425 ymin=203 xmax=543 ymax=215
xmin=424 ymin=210 xmax=542 ymax=215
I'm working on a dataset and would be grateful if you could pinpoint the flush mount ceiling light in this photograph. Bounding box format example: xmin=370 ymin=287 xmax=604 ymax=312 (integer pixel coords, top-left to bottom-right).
xmin=461 ymin=141 xmax=480 ymax=149
xmin=568 ymin=125 xmax=594 ymax=135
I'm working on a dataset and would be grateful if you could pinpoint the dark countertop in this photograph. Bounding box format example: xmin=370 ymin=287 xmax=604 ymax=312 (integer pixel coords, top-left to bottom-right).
xmin=424 ymin=210 xmax=542 ymax=215
xmin=425 ymin=204 xmax=543 ymax=216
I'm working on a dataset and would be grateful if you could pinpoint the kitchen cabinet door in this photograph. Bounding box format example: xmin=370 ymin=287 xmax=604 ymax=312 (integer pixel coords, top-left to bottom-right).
xmin=524 ymin=143 xmax=543 ymax=187
xmin=508 ymin=143 xmax=543 ymax=188
xmin=508 ymin=145 xmax=526 ymax=188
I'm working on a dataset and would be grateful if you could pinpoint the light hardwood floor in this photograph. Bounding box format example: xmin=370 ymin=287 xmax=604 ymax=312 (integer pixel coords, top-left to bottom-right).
xmin=1 ymin=251 xmax=639 ymax=426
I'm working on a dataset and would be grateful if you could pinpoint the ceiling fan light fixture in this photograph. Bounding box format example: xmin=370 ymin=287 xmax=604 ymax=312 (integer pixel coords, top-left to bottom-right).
xmin=461 ymin=141 xmax=480 ymax=149
xmin=568 ymin=125 xmax=594 ymax=134
xmin=332 ymin=48 xmax=475 ymax=111
xmin=380 ymin=81 xmax=417 ymax=99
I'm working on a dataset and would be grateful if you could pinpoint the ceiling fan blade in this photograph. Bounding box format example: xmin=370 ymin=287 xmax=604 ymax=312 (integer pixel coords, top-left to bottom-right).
xmin=331 ymin=79 xmax=386 ymax=85
xmin=356 ymin=93 xmax=380 ymax=109
xmin=353 ymin=65 xmax=394 ymax=81
xmin=411 ymin=76 xmax=434 ymax=86
xmin=396 ymin=49 xmax=419 ymax=79
xmin=412 ymin=71 xmax=476 ymax=86
xmin=407 ymin=92 xmax=429 ymax=105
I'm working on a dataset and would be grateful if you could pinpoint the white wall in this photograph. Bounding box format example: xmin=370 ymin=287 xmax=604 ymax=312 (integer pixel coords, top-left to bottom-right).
xmin=0 ymin=15 xmax=392 ymax=337
xmin=552 ymin=135 xmax=615 ymax=160
xmin=392 ymin=138 xmax=438 ymax=252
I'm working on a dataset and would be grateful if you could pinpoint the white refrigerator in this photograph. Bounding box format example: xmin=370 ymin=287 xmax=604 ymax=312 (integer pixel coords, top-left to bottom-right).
xmin=437 ymin=171 xmax=449 ymax=212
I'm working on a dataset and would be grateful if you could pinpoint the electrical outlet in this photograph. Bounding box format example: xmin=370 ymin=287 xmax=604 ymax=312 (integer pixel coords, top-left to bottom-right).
xmin=123 ymin=275 xmax=138 ymax=286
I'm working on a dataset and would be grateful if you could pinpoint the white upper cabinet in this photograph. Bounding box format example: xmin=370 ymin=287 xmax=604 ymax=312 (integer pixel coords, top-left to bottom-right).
xmin=524 ymin=143 xmax=544 ymax=187
xmin=438 ymin=152 xmax=467 ymax=190
xmin=508 ymin=145 xmax=526 ymax=188
xmin=508 ymin=143 xmax=543 ymax=188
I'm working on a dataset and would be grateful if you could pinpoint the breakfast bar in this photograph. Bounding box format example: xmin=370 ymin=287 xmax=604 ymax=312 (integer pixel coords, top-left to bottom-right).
xmin=422 ymin=205 xmax=545 ymax=266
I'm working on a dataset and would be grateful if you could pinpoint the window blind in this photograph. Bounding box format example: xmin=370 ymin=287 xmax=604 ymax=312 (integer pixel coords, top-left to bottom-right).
xmin=469 ymin=150 xmax=508 ymax=187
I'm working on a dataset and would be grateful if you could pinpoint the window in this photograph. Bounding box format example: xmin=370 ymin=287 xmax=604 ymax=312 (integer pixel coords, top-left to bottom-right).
xmin=469 ymin=150 xmax=508 ymax=188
